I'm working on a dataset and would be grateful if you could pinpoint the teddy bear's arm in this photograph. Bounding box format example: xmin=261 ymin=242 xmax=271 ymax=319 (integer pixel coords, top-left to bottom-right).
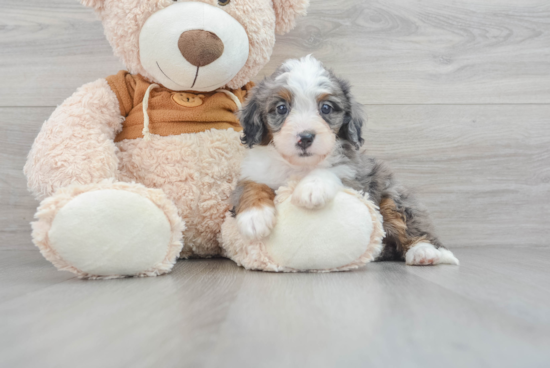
xmin=24 ymin=79 xmax=125 ymax=200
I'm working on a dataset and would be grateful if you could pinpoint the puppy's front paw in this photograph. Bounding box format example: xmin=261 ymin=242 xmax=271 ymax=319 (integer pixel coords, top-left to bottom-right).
xmin=292 ymin=180 xmax=335 ymax=210
xmin=237 ymin=206 xmax=276 ymax=240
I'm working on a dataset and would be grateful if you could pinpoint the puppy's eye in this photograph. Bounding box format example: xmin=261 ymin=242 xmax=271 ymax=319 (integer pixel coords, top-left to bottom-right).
xmin=218 ymin=0 xmax=231 ymax=5
xmin=320 ymin=104 xmax=332 ymax=114
xmin=277 ymin=105 xmax=288 ymax=115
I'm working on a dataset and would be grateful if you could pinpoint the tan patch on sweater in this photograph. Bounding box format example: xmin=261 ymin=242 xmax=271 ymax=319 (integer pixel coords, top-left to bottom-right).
xmin=379 ymin=198 xmax=426 ymax=252
xmin=236 ymin=180 xmax=276 ymax=215
xmin=172 ymin=93 xmax=205 ymax=108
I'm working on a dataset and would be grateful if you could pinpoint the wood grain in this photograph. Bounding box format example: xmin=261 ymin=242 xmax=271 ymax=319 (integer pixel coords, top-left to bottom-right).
xmin=363 ymin=104 xmax=550 ymax=247
xmin=407 ymin=246 xmax=550 ymax=325
xmin=0 ymin=0 xmax=549 ymax=106
xmin=0 ymin=108 xmax=49 ymax=250
xmin=267 ymin=0 xmax=550 ymax=104
xmin=1 ymin=247 xmax=550 ymax=368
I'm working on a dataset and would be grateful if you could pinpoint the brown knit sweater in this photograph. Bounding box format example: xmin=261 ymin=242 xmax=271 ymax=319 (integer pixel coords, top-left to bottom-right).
xmin=106 ymin=71 xmax=252 ymax=142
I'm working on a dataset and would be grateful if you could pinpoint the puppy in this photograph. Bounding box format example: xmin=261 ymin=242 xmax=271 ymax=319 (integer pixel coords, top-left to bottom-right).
xmin=231 ymin=56 xmax=459 ymax=266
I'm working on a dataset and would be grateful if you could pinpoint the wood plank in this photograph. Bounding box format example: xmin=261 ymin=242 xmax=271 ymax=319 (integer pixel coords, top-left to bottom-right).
xmin=0 ymin=250 xmax=74 ymax=303
xmin=0 ymin=0 xmax=123 ymax=107
xmin=267 ymin=0 xmax=550 ymax=105
xmin=406 ymin=247 xmax=550 ymax=325
xmin=0 ymin=0 xmax=549 ymax=106
xmin=205 ymin=261 xmax=550 ymax=368
xmin=2 ymin=104 xmax=549 ymax=249
xmin=0 ymin=108 xmax=50 ymax=250
xmin=0 ymin=257 xmax=246 ymax=368
xmin=1 ymin=249 xmax=550 ymax=368
xmin=363 ymin=104 xmax=550 ymax=248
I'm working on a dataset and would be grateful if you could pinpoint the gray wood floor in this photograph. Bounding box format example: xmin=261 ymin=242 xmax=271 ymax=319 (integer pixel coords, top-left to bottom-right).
xmin=1 ymin=1 xmax=549 ymax=367
xmin=1 ymin=246 xmax=549 ymax=368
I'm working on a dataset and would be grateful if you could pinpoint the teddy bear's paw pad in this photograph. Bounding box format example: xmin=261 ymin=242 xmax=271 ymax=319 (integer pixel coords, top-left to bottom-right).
xmin=265 ymin=191 xmax=376 ymax=270
xmin=405 ymin=243 xmax=459 ymax=266
xmin=48 ymin=189 xmax=173 ymax=276
xmin=237 ymin=206 xmax=276 ymax=240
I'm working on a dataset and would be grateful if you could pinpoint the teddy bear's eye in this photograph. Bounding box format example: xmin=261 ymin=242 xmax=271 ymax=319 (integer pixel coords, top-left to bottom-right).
xmin=218 ymin=0 xmax=231 ymax=6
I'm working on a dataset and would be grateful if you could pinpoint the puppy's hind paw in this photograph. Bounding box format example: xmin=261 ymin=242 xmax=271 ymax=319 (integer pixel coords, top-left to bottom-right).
xmin=406 ymin=242 xmax=459 ymax=266
xmin=237 ymin=206 xmax=276 ymax=240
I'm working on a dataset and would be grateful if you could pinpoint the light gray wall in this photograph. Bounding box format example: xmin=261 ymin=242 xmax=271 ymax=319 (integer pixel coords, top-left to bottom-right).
xmin=1 ymin=0 xmax=549 ymax=249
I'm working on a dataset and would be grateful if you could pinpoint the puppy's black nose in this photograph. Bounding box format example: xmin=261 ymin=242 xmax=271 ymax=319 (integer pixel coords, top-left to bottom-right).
xmin=297 ymin=132 xmax=315 ymax=149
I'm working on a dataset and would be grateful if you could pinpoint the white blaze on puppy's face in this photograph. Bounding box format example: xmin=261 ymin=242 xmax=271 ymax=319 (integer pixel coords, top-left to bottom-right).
xmin=272 ymin=56 xmax=337 ymax=166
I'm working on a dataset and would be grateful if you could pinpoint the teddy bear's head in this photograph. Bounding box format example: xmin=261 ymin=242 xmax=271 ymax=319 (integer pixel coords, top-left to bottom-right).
xmin=82 ymin=0 xmax=309 ymax=92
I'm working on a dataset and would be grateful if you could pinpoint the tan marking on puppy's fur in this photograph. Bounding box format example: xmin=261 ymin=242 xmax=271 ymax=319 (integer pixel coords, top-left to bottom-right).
xmin=379 ymin=198 xmax=426 ymax=252
xmin=236 ymin=180 xmax=276 ymax=214
xmin=278 ymin=89 xmax=293 ymax=102
xmin=316 ymin=93 xmax=331 ymax=103
xmin=260 ymin=129 xmax=274 ymax=146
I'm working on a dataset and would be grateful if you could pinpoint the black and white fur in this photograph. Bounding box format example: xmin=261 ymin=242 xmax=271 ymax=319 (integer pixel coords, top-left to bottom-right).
xmin=233 ymin=55 xmax=458 ymax=266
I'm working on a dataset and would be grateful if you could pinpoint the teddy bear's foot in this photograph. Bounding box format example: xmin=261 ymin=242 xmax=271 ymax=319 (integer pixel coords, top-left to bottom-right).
xmin=32 ymin=181 xmax=185 ymax=279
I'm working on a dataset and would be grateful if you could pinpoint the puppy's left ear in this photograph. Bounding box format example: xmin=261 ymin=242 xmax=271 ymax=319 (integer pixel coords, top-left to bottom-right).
xmin=272 ymin=0 xmax=310 ymax=35
xmin=239 ymin=89 xmax=267 ymax=148
xmin=339 ymin=101 xmax=365 ymax=149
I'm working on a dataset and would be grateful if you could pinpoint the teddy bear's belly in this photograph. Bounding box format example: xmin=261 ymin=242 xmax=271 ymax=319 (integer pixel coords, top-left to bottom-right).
xmin=115 ymin=129 xmax=245 ymax=257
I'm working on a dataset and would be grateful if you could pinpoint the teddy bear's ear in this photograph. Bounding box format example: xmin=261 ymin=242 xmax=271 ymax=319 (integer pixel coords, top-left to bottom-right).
xmin=81 ymin=0 xmax=105 ymax=11
xmin=272 ymin=0 xmax=310 ymax=35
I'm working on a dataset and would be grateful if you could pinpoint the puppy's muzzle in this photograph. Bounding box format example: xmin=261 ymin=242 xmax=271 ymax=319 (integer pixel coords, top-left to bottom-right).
xmin=297 ymin=132 xmax=316 ymax=150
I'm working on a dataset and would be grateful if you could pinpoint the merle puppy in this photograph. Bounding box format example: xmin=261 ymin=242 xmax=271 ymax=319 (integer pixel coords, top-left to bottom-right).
xmin=231 ymin=56 xmax=458 ymax=266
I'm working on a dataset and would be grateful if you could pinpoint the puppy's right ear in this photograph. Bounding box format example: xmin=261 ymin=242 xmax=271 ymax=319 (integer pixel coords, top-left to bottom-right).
xmin=340 ymin=101 xmax=365 ymax=149
xmin=239 ymin=92 xmax=266 ymax=148
xmin=81 ymin=0 xmax=105 ymax=11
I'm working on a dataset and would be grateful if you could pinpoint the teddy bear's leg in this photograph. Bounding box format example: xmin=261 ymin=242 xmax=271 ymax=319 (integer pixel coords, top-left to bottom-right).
xmin=32 ymin=181 xmax=185 ymax=279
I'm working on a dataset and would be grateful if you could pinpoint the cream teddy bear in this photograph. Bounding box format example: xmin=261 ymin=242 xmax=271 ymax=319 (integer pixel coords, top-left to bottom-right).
xmin=25 ymin=0 xmax=310 ymax=279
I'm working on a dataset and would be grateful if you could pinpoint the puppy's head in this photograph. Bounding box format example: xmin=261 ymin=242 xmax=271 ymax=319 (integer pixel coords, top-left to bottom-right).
xmin=240 ymin=55 xmax=364 ymax=166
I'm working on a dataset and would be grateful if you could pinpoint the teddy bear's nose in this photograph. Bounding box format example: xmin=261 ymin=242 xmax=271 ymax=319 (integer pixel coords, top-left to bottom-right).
xmin=178 ymin=30 xmax=225 ymax=67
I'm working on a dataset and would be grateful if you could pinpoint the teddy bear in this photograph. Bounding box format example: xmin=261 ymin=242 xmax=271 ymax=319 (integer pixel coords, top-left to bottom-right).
xmin=24 ymin=0 xmax=310 ymax=279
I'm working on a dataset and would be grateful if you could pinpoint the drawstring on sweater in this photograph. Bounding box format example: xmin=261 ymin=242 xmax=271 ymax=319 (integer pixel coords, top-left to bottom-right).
xmin=141 ymin=86 xmax=242 ymax=141
xmin=215 ymin=89 xmax=242 ymax=110
xmin=142 ymin=83 xmax=159 ymax=141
